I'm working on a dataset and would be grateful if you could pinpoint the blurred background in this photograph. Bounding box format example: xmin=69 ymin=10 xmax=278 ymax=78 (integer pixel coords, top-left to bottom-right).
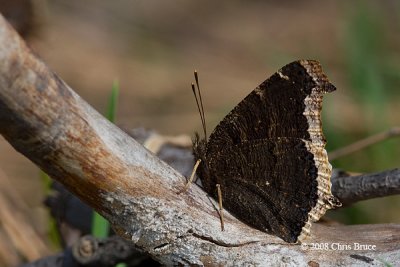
xmin=0 ymin=0 xmax=399 ymax=265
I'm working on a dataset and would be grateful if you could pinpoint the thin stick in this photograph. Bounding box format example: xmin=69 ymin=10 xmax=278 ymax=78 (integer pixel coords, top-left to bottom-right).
xmin=331 ymin=168 xmax=400 ymax=206
xmin=329 ymin=127 xmax=400 ymax=161
xmin=179 ymin=159 xmax=201 ymax=193
xmin=216 ymin=184 xmax=225 ymax=231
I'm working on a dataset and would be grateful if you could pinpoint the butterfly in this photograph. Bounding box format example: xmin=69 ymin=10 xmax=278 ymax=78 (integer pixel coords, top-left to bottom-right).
xmin=191 ymin=60 xmax=341 ymax=243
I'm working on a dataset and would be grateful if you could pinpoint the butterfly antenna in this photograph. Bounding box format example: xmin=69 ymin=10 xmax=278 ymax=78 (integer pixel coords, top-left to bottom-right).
xmin=191 ymin=82 xmax=205 ymax=138
xmin=194 ymin=70 xmax=207 ymax=140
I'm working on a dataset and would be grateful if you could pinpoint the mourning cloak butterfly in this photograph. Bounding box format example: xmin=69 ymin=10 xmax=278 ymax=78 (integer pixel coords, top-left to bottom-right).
xmin=192 ymin=60 xmax=341 ymax=243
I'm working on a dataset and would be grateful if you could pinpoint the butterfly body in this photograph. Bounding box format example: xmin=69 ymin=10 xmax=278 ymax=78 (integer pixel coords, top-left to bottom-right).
xmin=193 ymin=60 xmax=340 ymax=243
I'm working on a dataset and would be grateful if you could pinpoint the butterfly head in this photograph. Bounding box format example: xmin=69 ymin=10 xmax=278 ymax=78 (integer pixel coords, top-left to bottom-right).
xmin=192 ymin=132 xmax=207 ymax=163
xmin=192 ymin=132 xmax=210 ymax=180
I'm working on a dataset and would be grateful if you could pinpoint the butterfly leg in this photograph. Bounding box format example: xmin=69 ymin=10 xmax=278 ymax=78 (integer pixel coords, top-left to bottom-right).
xmin=179 ymin=159 xmax=201 ymax=194
xmin=216 ymin=184 xmax=225 ymax=231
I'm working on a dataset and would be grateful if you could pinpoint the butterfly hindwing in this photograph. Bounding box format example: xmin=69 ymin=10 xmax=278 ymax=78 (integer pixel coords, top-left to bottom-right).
xmin=204 ymin=138 xmax=318 ymax=243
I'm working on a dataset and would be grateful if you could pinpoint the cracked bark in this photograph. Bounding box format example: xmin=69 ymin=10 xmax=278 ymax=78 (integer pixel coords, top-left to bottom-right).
xmin=0 ymin=14 xmax=399 ymax=266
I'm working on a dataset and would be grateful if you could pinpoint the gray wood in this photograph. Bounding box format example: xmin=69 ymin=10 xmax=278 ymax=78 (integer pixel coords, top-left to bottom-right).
xmin=332 ymin=168 xmax=400 ymax=206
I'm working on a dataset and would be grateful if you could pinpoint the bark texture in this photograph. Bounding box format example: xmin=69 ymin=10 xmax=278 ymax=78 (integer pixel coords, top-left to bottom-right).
xmin=0 ymin=15 xmax=399 ymax=266
xmin=332 ymin=168 xmax=400 ymax=206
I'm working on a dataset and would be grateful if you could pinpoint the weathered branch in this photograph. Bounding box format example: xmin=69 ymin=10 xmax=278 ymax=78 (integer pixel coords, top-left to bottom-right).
xmin=332 ymin=168 xmax=400 ymax=206
xmin=0 ymin=15 xmax=399 ymax=266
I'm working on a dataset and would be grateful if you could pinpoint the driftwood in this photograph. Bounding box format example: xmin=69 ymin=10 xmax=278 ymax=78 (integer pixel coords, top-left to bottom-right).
xmin=0 ymin=14 xmax=399 ymax=266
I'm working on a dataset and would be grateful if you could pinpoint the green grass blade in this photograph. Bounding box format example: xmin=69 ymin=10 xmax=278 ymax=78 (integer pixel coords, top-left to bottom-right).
xmin=91 ymin=213 xmax=110 ymax=238
xmin=40 ymin=171 xmax=62 ymax=247
xmin=107 ymin=80 xmax=120 ymax=123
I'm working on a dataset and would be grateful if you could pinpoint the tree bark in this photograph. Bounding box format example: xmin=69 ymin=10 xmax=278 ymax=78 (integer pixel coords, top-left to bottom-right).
xmin=0 ymin=15 xmax=399 ymax=266
xmin=332 ymin=168 xmax=400 ymax=206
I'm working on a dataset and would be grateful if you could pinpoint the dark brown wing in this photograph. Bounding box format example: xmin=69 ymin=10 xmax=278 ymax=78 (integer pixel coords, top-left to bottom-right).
xmin=206 ymin=138 xmax=318 ymax=243
xmin=206 ymin=60 xmax=335 ymax=148
xmin=196 ymin=60 xmax=340 ymax=243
